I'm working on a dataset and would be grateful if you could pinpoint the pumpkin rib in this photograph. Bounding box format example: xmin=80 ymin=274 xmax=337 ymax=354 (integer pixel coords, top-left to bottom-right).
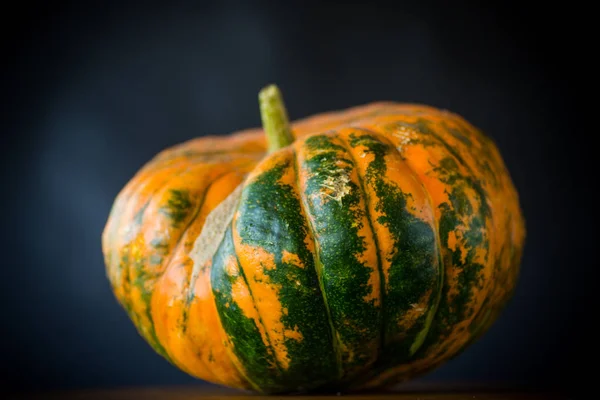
xmin=290 ymin=145 xmax=343 ymax=380
xmin=295 ymin=132 xmax=383 ymax=381
xmin=334 ymin=126 xmax=444 ymax=389
xmin=131 ymin=172 xmax=206 ymax=360
xmin=158 ymin=171 xmax=247 ymax=384
xmin=395 ymin=127 xmax=473 ymax=359
xmin=381 ymin=126 xmax=446 ymax=359
xmin=116 ymin=165 xmax=196 ymax=362
xmin=345 ymin=126 xmax=446 ymax=390
xmin=335 ymin=132 xmax=387 ymax=361
xmin=418 ymin=132 xmax=494 ymax=354
xmin=356 ymin=124 xmax=447 ymax=341
xmin=348 ymin=126 xmax=444 ymax=357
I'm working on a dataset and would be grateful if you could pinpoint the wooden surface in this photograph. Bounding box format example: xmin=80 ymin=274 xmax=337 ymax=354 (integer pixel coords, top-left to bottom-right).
xmin=7 ymin=384 xmax=566 ymax=400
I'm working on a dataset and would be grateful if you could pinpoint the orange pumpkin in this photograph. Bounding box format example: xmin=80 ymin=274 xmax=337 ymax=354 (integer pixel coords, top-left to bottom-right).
xmin=102 ymin=85 xmax=525 ymax=393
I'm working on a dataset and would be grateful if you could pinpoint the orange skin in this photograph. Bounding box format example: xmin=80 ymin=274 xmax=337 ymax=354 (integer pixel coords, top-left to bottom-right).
xmin=102 ymin=102 xmax=525 ymax=391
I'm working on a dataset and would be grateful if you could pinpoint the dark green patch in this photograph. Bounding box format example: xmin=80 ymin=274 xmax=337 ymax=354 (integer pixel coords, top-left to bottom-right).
xmin=234 ymin=156 xmax=338 ymax=391
xmin=160 ymin=189 xmax=192 ymax=228
xmin=443 ymin=122 xmax=473 ymax=147
xmin=301 ymin=133 xmax=381 ymax=381
xmin=305 ymin=134 xmax=347 ymax=152
xmin=480 ymin=161 xmax=497 ymax=186
xmin=211 ymin=227 xmax=280 ymax=393
xmin=410 ymin=119 xmax=469 ymax=169
xmin=444 ymin=118 xmax=501 ymax=188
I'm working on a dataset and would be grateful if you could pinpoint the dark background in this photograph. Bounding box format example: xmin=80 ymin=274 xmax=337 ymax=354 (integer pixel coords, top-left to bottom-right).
xmin=2 ymin=0 xmax=588 ymax=395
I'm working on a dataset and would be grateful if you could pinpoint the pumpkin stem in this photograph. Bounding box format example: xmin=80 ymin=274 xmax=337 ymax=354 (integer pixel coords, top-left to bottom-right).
xmin=259 ymin=84 xmax=295 ymax=152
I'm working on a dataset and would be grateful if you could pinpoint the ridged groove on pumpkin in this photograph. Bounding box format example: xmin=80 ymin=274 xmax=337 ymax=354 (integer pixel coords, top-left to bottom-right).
xmin=291 ymin=146 xmax=341 ymax=382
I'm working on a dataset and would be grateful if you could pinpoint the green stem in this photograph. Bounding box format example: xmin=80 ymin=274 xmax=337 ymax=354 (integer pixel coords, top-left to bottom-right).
xmin=259 ymin=84 xmax=295 ymax=152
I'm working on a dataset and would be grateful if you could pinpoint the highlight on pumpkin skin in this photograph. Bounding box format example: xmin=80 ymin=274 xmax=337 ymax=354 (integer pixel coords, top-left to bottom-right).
xmin=101 ymin=84 xmax=525 ymax=394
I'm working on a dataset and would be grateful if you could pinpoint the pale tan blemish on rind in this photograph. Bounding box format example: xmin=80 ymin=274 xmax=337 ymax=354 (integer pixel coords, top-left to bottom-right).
xmin=189 ymin=184 xmax=243 ymax=285
xmin=224 ymin=256 xmax=240 ymax=277
xmin=392 ymin=125 xmax=416 ymax=152
xmin=321 ymin=173 xmax=351 ymax=204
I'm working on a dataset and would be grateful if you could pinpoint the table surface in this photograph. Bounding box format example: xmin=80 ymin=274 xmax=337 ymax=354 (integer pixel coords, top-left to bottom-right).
xmin=8 ymin=384 xmax=568 ymax=400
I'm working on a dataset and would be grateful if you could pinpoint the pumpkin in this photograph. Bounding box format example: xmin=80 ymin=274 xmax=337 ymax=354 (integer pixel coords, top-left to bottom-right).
xmin=102 ymin=84 xmax=525 ymax=394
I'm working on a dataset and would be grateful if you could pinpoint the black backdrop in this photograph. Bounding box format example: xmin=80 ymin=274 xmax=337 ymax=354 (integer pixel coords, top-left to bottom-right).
xmin=3 ymin=0 xmax=588 ymax=394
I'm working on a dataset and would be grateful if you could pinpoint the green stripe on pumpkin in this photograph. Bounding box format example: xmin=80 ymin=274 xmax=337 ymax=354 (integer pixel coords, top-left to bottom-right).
xmin=299 ymin=133 xmax=381 ymax=381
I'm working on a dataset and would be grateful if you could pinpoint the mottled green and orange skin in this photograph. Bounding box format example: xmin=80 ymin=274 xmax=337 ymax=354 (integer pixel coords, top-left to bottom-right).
xmin=102 ymin=102 xmax=525 ymax=394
